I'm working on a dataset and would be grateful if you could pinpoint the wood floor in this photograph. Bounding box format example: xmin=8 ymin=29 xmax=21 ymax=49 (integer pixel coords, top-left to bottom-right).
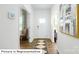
xmin=20 ymin=38 xmax=59 ymax=54
xmin=20 ymin=40 xmax=32 ymax=49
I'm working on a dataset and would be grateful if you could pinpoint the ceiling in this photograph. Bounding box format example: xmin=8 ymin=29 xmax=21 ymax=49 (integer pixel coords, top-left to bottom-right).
xmin=32 ymin=4 xmax=53 ymax=9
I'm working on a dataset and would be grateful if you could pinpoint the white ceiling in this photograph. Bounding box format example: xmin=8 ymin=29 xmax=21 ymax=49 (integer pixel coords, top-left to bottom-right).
xmin=32 ymin=4 xmax=53 ymax=9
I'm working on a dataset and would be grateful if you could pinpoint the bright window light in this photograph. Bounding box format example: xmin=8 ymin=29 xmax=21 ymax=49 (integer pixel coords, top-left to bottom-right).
xmin=19 ymin=16 xmax=23 ymax=31
xmin=39 ymin=18 xmax=46 ymax=24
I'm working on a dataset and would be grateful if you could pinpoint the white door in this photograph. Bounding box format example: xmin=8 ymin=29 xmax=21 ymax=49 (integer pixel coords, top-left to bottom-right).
xmin=34 ymin=10 xmax=51 ymax=38
xmin=36 ymin=18 xmax=50 ymax=38
xmin=37 ymin=18 xmax=47 ymax=37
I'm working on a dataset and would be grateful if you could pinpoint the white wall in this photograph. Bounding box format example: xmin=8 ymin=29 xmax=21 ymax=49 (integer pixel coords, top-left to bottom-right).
xmin=51 ymin=4 xmax=79 ymax=54
xmin=51 ymin=5 xmax=59 ymax=42
xmin=0 ymin=4 xmax=34 ymax=49
xmin=57 ymin=5 xmax=79 ymax=54
xmin=57 ymin=32 xmax=79 ymax=54
xmin=33 ymin=9 xmax=51 ymax=39
xmin=0 ymin=4 xmax=20 ymax=49
xmin=24 ymin=4 xmax=34 ymax=42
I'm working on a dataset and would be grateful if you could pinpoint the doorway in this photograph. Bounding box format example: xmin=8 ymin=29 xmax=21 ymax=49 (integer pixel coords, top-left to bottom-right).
xmin=19 ymin=8 xmax=29 ymax=48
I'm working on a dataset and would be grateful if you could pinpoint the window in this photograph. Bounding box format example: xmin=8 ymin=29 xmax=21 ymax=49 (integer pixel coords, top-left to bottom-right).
xmin=19 ymin=16 xmax=23 ymax=31
xmin=39 ymin=18 xmax=46 ymax=24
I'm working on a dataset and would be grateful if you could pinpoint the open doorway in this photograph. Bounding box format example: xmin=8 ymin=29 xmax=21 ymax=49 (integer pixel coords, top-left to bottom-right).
xmin=19 ymin=8 xmax=29 ymax=48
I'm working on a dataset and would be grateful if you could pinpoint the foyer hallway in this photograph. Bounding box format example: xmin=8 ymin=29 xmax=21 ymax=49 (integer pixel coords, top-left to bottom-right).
xmin=0 ymin=4 xmax=79 ymax=54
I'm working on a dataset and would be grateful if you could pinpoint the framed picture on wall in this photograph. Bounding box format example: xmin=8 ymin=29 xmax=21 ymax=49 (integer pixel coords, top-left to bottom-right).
xmin=65 ymin=23 xmax=70 ymax=34
xmin=59 ymin=4 xmax=79 ymax=38
xmin=8 ymin=10 xmax=16 ymax=19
